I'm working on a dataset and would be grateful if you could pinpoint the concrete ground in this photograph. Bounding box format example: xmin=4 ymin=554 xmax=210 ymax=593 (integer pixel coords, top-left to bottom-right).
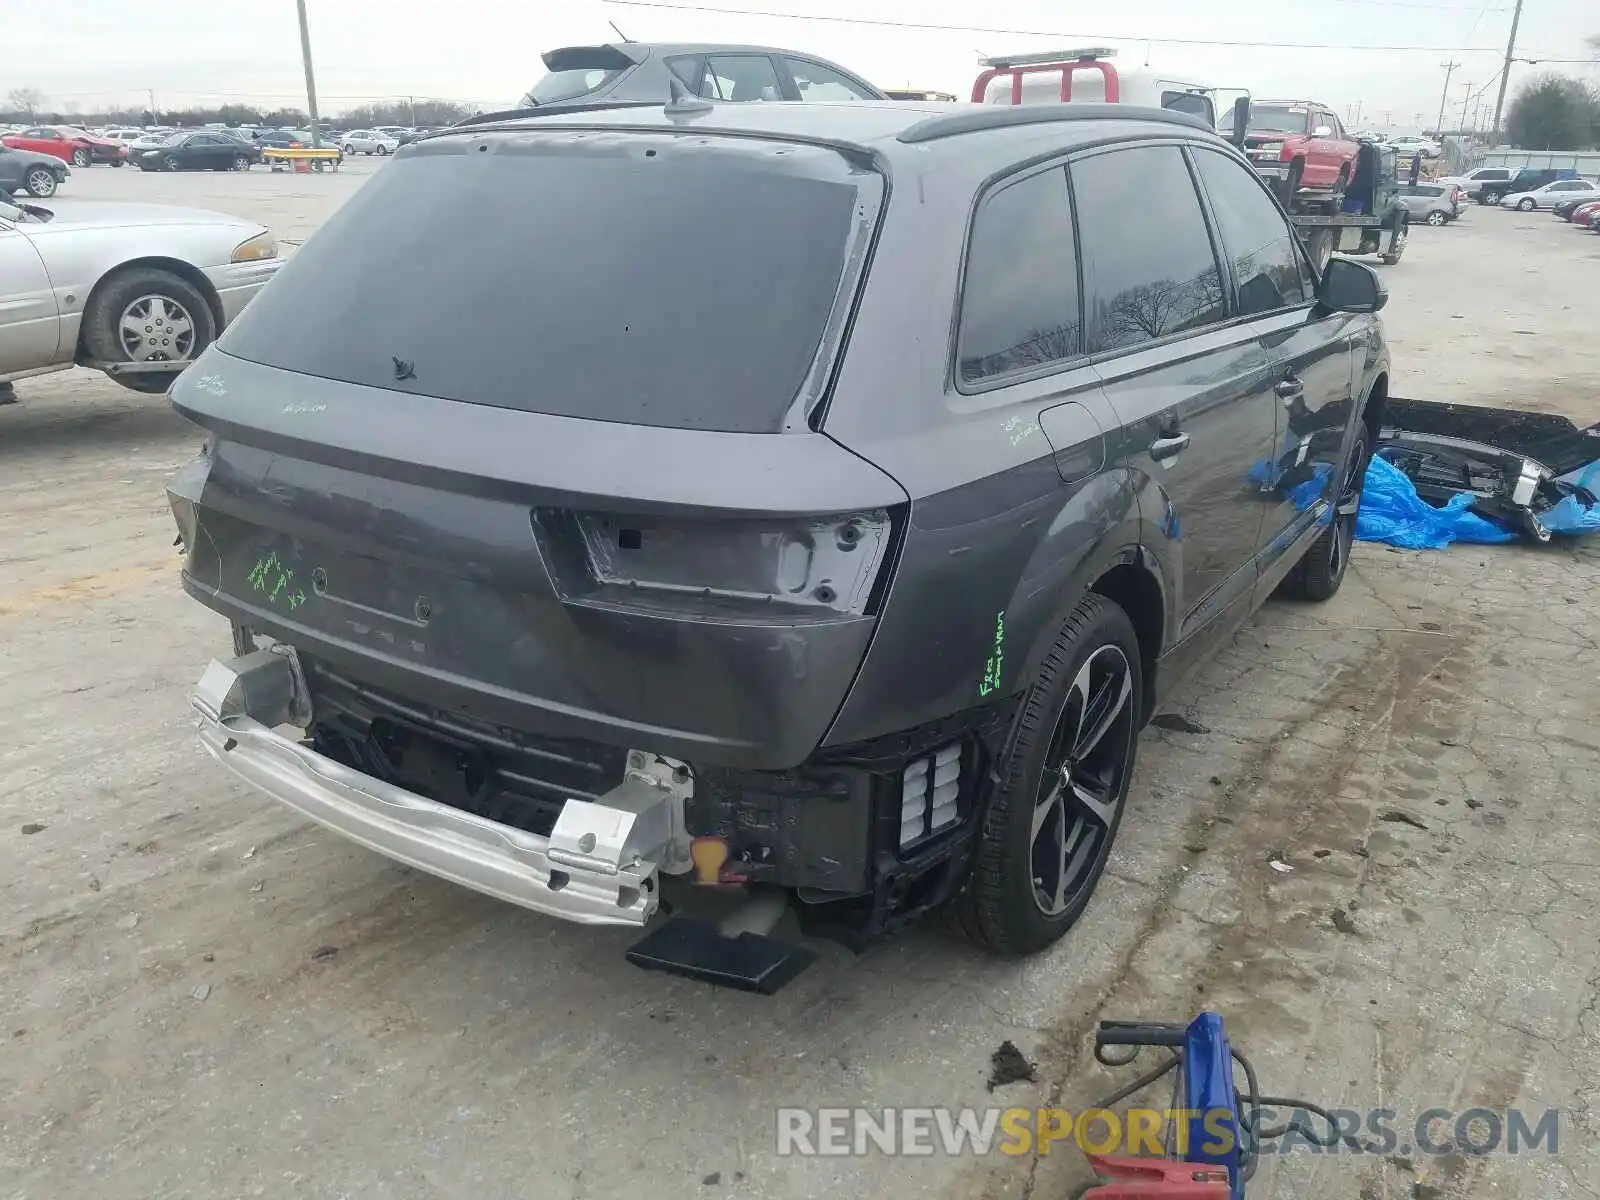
xmin=3 ymin=164 xmax=1598 ymax=1200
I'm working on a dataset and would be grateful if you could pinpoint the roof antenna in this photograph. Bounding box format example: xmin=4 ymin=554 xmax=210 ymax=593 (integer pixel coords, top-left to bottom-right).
xmin=609 ymin=20 xmax=633 ymax=41
xmin=665 ymin=76 xmax=714 ymax=120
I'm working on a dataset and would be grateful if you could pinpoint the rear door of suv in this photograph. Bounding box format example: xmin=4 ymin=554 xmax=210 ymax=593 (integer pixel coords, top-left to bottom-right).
xmin=1187 ymin=144 xmax=1360 ymax=573
xmin=1072 ymin=140 xmax=1281 ymax=650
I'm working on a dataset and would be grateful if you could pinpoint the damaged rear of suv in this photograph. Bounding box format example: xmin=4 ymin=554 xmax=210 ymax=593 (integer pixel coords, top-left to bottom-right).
xmin=168 ymin=98 xmax=1388 ymax=991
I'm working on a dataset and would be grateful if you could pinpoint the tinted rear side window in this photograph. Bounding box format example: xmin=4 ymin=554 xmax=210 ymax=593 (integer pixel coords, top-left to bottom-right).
xmin=219 ymin=133 xmax=879 ymax=433
xmin=957 ymin=168 xmax=1081 ymax=385
xmin=1073 ymin=145 xmax=1225 ymax=353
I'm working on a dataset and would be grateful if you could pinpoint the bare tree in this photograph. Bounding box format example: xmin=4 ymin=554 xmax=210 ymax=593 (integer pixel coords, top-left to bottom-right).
xmin=6 ymin=87 xmax=44 ymax=117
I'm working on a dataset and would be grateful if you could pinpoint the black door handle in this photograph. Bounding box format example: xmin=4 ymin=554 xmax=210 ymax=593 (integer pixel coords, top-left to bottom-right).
xmin=1150 ymin=432 xmax=1191 ymax=461
xmin=1275 ymin=377 xmax=1305 ymax=400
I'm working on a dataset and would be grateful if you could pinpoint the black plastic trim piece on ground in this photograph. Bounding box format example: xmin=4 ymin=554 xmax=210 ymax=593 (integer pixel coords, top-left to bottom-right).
xmin=625 ymin=917 xmax=817 ymax=995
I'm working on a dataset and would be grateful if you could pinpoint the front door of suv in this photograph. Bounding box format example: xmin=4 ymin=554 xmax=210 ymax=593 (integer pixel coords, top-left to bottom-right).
xmin=1071 ymin=142 xmax=1281 ymax=648
xmin=1188 ymin=146 xmax=1360 ymax=577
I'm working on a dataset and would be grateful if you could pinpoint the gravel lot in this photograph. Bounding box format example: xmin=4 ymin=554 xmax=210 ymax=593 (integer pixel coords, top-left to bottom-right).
xmin=3 ymin=161 xmax=1599 ymax=1200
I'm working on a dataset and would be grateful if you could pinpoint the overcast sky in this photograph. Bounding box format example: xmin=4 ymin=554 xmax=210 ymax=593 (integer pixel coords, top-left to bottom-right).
xmin=6 ymin=0 xmax=1596 ymax=128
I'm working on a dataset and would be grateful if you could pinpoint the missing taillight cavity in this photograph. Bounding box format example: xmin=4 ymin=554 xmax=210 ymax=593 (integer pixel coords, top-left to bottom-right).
xmin=546 ymin=508 xmax=895 ymax=616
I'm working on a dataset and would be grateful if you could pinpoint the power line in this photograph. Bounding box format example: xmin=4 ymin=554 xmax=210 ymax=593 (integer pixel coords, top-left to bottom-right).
xmin=1332 ymin=0 xmax=1505 ymax=10
xmin=601 ymin=0 xmax=1522 ymax=53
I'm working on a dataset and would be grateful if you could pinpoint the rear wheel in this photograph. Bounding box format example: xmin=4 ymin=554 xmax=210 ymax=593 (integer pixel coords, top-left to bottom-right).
xmin=71 ymin=147 xmax=90 ymax=167
xmin=232 ymin=154 xmax=251 ymax=171
xmin=947 ymin=593 xmax=1142 ymax=956
xmin=81 ymin=267 xmax=217 ymax=394
xmin=377 ymin=144 xmax=390 ymax=156
xmin=1282 ymin=426 xmax=1370 ymax=601
xmin=24 ymin=167 xmax=57 ymax=197
xmin=1426 ymin=210 xmax=1447 ymax=226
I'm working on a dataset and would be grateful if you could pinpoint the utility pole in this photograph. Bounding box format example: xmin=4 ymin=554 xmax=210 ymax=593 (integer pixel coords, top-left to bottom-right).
xmin=1489 ymin=0 xmax=1524 ymax=143
xmin=295 ymin=0 xmax=322 ymax=148
xmin=1434 ymin=60 xmax=1459 ymax=135
xmin=147 ymin=88 xmax=157 ymax=123
xmin=1459 ymin=82 xmax=1472 ymax=134
xmin=408 ymin=95 xmax=416 ymax=126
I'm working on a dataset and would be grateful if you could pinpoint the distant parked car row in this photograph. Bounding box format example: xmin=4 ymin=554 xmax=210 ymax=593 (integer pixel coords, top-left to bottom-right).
xmin=1552 ymin=196 xmax=1600 ymax=233
xmin=1437 ymin=166 xmax=1599 ymax=208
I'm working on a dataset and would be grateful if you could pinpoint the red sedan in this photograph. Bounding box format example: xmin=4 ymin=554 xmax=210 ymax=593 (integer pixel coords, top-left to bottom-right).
xmin=1569 ymin=199 xmax=1600 ymax=225
xmin=0 ymin=125 xmax=127 ymax=167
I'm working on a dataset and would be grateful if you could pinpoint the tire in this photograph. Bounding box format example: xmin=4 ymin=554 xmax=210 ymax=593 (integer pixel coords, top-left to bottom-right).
xmin=1517 ymin=198 xmax=1536 ymax=211
xmin=1281 ymin=425 xmax=1370 ymax=601
xmin=71 ymin=147 xmax=91 ymax=167
xmin=341 ymin=144 xmax=355 ymax=156
xmin=1426 ymin=210 xmax=1447 ymax=226
xmin=1308 ymin=228 xmax=1335 ymax=274
xmin=24 ymin=167 xmax=57 ymax=197
xmin=1331 ymin=164 xmax=1349 ymax=209
xmin=110 ymin=158 xmax=124 ymax=168
xmin=80 ymin=267 xmax=217 ymax=393
xmin=232 ymin=155 xmax=251 ymax=171
xmin=947 ymin=593 xmax=1143 ymax=956
xmin=1481 ymin=189 xmax=1501 ymax=205
xmin=377 ymin=144 xmax=390 ymax=156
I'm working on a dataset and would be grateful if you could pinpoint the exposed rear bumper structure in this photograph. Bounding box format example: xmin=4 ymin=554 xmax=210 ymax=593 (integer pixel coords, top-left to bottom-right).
xmin=192 ymin=650 xmax=679 ymax=927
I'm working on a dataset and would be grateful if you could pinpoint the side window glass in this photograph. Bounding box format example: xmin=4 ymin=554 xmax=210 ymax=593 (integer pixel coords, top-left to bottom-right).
xmin=1073 ymin=145 xmax=1226 ymax=353
xmin=1191 ymin=148 xmax=1312 ymax=316
xmin=956 ymin=167 xmax=1081 ymax=385
xmin=705 ymin=55 xmax=784 ymax=102
xmin=667 ymin=56 xmax=714 ymax=97
xmin=785 ymin=58 xmax=877 ymax=101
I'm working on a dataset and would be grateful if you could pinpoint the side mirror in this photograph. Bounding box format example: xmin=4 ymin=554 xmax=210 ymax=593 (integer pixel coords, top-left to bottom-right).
xmin=1313 ymin=125 xmax=1333 ymax=138
xmin=1229 ymin=96 xmax=1251 ymax=147
xmin=1317 ymin=257 xmax=1388 ymax=314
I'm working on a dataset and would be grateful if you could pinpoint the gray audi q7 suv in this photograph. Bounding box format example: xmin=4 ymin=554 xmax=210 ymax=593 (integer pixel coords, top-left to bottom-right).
xmin=168 ymin=97 xmax=1390 ymax=992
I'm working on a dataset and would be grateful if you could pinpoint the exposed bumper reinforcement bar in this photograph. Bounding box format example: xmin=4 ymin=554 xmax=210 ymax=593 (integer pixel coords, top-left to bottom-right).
xmin=191 ymin=651 xmax=679 ymax=927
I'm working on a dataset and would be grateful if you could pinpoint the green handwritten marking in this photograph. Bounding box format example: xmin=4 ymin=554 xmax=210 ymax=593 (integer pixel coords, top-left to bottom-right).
xmin=247 ymin=551 xmax=309 ymax=611
xmin=978 ymin=610 xmax=1006 ymax=697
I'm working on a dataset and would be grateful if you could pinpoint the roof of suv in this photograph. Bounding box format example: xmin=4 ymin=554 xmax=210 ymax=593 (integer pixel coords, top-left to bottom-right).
xmin=449 ymin=100 xmax=1218 ymax=160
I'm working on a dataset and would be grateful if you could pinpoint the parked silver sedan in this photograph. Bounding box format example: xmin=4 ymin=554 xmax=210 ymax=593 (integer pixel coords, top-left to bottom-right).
xmin=338 ymin=129 xmax=399 ymax=156
xmin=0 ymin=193 xmax=282 ymax=394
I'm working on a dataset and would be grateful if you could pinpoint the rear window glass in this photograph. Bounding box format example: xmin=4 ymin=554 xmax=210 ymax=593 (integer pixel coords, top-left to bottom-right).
xmin=1161 ymin=91 xmax=1215 ymax=126
xmin=524 ymin=68 xmax=621 ymax=105
xmin=219 ymin=133 xmax=879 ymax=433
xmin=1247 ymin=106 xmax=1308 ymax=134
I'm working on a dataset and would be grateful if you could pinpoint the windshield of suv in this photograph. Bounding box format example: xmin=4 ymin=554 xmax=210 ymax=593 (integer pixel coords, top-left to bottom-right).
xmin=1247 ymin=105 xmax=1309 ymax=134
xmin=219 ymin=133 xmax=881 ymax=433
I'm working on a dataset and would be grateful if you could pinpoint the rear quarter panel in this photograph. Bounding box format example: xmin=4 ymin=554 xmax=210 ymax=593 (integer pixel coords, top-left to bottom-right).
xmin=818 ymin=148 xmax=1150 ymax=746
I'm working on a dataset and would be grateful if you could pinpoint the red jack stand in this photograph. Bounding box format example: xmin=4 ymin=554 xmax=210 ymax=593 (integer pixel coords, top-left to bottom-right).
xmin=1082 ymin=1155 xmax=1231 ymax=1198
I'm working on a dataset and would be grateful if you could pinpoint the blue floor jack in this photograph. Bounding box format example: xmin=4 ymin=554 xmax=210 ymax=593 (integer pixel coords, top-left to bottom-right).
xmin=1077 ymin=1013 xmax=1348 ymax=1199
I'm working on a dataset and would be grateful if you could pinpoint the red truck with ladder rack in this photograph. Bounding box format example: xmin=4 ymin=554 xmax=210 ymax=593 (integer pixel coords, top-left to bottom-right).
xmin=971 ymin=48 xmax=1407 ymax=269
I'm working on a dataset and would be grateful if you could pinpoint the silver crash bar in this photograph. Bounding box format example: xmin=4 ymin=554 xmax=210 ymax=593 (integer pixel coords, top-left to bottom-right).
xmin=191 ymin=650 xmax=694 ymax=927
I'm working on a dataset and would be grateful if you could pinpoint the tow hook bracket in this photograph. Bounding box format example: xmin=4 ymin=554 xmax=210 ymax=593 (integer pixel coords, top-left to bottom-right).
xmin=626 ymin=917 xmax=816 ymax=995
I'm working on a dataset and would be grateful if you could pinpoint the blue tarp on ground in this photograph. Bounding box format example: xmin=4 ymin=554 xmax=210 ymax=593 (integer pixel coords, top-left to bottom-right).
xmin=1355 ymin=454 xmax=1519 ymax=549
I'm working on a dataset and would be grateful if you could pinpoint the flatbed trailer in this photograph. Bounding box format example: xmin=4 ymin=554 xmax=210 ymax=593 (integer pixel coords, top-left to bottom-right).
xmin=1290 ymin=207 xmax=1408 ymax=270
